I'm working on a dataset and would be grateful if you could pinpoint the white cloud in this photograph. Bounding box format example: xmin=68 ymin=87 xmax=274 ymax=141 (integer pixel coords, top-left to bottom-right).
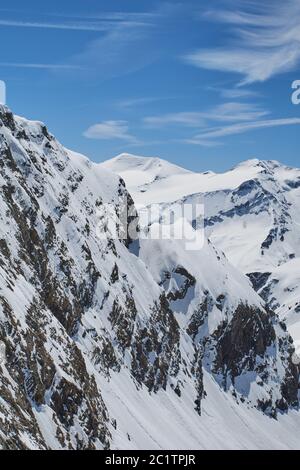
xmin=217 ymin=88 xmax=260 ymax=99
xmin=144 ymin=102 xmax=268 ymax=127
xmin=116 ymin=97 xmax=161 ymax=109
xmin=0 ymin=62 xmax=82 ymax=70
xmin=187 ymin=118 xmax=300 ymax=145
xmin=144 ymin=112 xmax=206 ymax=127
xmin=205 ymin=86 xmax=260 ymax=99
xmin=58 ymin=3 xmax=185 ymax=81
xmin=185 ymin=0 xmax=300 ymax=84
xmin=53 ymin=11 xmax=157 ymax=23
xmin=62 ymin=22 xmax=156 ymax=80
xmin=142 ymin=100 xmax=300 ymax=147
xmin=83 ymin=120 xmax=138 ymax=143
xmin=0 ymin=17 xmax=152 ymax=32
xmin=0 ymin=15 xmax=155 ymax=81
xmin=185 ymin=48 xmax=299 ymax=85
xmin=183 ymin=138 xmax=223 ymax=148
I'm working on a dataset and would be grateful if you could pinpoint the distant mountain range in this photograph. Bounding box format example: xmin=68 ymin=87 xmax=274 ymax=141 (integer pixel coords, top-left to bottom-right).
xmin=103 ymin=154 xmax=300 ymax=347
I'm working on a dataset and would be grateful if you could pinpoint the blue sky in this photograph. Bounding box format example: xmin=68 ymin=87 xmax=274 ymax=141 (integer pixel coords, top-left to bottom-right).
xmin=1 ymin=0 xmax=300 ymax=172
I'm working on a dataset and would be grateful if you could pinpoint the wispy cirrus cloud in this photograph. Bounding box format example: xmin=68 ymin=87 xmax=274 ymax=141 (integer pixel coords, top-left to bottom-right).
xmin=0 ymin=62 xmax=82 ymax=70
xmin=0 ymin=17 xmax=153 ymax=32
xmin=83 ymin=120 xmax=138 ymax=144
xmin=205 ymin=85 xmax=260 ymax=99
xmin=186 ymin=118 xmax=300 ymax=146
xmin=51 ymin=11 xmax=157 ymax=22
xmin=184 ymin=0 xmax=300 ymax=84
xmin=0 ymin=11 xmax=156 ymax=74
xmin=216 ymin=88 xmax=260 ymax=99
xmin=60 ymin=18 xmax=157 ymax=80
xmin=144 ymin=112 xmax=206 ymax=127
xmin=58 ymin=2 xmax=187 ymax=81
xmin=185 ymin=48 xmax=298 ymax=85
xmin=143 ymin=100 xmax=300 ymax=147
xmin=144 ymin=102 xmax=269 ymax=127
xmin=0 ymin=4 xmax=185 ymax=81
xmin=115 ymin=97 xmax=162 ymax=109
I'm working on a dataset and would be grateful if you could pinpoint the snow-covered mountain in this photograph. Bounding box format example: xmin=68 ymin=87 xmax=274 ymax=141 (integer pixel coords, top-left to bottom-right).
xmin=102 ymin=153 xmax=262 ymax=205
xmin=103 ymin=154 xmax=300 ymax=347
xmin=0 ymin=110 xmax=299 ymax=450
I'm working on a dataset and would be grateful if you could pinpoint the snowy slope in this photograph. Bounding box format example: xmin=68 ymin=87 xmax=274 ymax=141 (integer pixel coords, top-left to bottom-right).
xmin=102 ymin=154 xmax=262 ymax=205
xmin=0 ymin=108 xmax=299 ymax=449
xmin=103 ymin=154 xmax=300 ymax=347
xmin=100 ymin=369 xmax=300 ymax=450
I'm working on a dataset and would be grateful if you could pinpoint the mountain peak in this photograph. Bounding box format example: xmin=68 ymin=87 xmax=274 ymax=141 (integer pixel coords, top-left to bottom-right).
xmin=105 ymin=152 xmax=190 ymax=170
xmin=101 ymin=153 xmax=191 ymax=183
xmin=233 ymin=158 xmax=283 ymax=171
xmin=0 ymin=103 xmax=9 ymax=114
xmin=0 ymin=104 xmax=53 ymax=142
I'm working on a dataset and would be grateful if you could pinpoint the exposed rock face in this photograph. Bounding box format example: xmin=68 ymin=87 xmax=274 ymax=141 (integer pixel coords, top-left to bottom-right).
xmin=131 ymin=294 xmax=181 ymax=392
xmin=0 ymin=107 xmax=299 ymax=449
xmin=212 ymin=305 xmax=298 ymax=413
xmin=201 ymin=161 xmax=300 ymax=345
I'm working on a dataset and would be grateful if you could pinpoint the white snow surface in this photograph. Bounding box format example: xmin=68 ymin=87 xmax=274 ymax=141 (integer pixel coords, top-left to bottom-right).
xmin=102 ymin=154 xmax=262 ymax=205
xmin=100 ymin=370 xmax=300 ymax=450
